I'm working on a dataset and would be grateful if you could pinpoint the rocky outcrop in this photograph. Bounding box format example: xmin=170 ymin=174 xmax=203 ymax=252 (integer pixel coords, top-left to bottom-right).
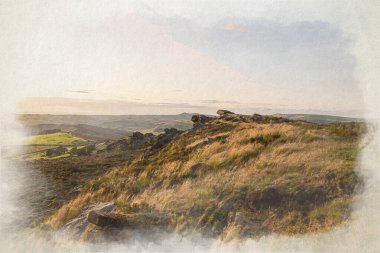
xmin=248 ymin=186 xmax=285 ymax=210
xmin=191 ymin=114 xmax=213 ymax=124
xmin=151 ymin=128 xmax=181 ymax=150
xmin=216 ymin=110 xmax=248 ymax=123
xmin=79 ymin=144 xmax=96 ymax=156
xmin=88 ymin=210 xmax=120 ymax=227
xmin=69 ymin=144 xmax=96 ymax=156
xmin=191 ymin=114 xmax=213 ymax=129
xmin=250 ymin=113 xmax=291 ymax=124
xmin=106 ymin=138 xmax=130 ymax=151
xmin=215 ymin=110 xmax=292 ymax=124
xmin=62 ymin=202 xmax=116 ymax=239
xmin=130 ymin=132 xmax=155 ymax=149
xmin=105 ymin=132 xmax=156 ymax=151
xmin=46 ymin=146 xmax=67 ymax=157
xmin=61 ymin=201 xmax=173 ymax=241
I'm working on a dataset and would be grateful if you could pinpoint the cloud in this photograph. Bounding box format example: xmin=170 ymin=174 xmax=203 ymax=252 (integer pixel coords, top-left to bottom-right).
xmin=168 ymin=18 xmax=355 ymax=80
xmin=66 ymin=90 xmax=94 ymax=94
xmin=199 ymin=99 xmax=240 ymax=104
xmin=158 ymin=16 xmax=363 ymax=113
xmin=152 ymin=102 xmax=205 ymax=108
xmin=17 ymin=97 xmax=214 ymax=115
xmin=218 ymin=23 xmax=247 ymax=32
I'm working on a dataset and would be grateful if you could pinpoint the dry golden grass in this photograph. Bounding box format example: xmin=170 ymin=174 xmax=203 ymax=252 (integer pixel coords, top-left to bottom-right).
xmin=45 ymin=118 xmax=364 ymax=239
xmin=47 ymin=192 xmax=95 ymax=228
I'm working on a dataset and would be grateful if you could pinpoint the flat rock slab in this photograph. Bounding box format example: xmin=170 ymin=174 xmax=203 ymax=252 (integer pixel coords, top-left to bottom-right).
xmin=61 ymin=202 xmax=116 ymax=239
xmin=217 ymin=110 xmax=235 ymax=116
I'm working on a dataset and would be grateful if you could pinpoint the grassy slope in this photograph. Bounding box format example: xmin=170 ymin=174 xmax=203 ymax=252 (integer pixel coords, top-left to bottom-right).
xmin=24 ymin=132 xmax=87 ymax=146
xmin=22 ymin=147 xmax=146 ymax=226
xmin=45 ymin=116 xmax=365 ymax=239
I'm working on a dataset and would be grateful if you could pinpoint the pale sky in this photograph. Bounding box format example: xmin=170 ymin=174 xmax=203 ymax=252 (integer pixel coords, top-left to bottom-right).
xmin=0 ymin=0 xmax=370 ymax=116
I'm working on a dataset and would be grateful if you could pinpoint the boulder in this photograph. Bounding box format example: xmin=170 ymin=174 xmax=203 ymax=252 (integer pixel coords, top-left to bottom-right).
xmin=88 ymin=211 xmax=120 ymax=227
xmin=164 ymin=128 xmax=179 ymax=135
xmin=294 ymin=184 xmax=327 ymax=206
xmin=130 ymin=132 xmax=156 ymax=149
xmin=191 ymin=114 xmax=213 ymax=124
xmin=106 ymin=138 xmax=129 ymax=151
xmin=248 ymin=186 xmax=285 ymax=210
xmin=217 ymin=110 xmax=235 ymax=116
xmin=46 ymin=146 xmax=67 ymax=157
xmin=191 ymin=115 xmax=213 ymax=129
xmin=223 ymin=115 xmax=242 ymax=122
xmin=76 ymin=144 xmax=96 ymax=156
xmin=152 ymin=128 xmax=181 ymax=150
xmin=131 ymin=132 xmax=145 ymax=140
xmin=62 ymin=202 xmax=116 ymax=239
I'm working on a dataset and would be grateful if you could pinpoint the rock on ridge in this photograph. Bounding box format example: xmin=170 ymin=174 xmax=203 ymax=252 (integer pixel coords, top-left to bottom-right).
xmin=216 ymin=109 xmax=235 ymax=116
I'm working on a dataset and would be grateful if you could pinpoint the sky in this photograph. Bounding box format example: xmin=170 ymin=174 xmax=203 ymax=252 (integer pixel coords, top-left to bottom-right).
xmin=0 ymin=0 xmax=370 ymax=116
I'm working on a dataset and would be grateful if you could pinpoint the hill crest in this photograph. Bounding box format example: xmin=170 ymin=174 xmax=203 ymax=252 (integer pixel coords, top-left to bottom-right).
xmin=43 ymin=111 xmax=366 ymax=241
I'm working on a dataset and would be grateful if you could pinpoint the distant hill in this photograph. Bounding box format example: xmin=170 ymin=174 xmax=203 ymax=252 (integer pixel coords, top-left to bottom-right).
xmin=274 ymin=114 xmax=363 ymax=124
xmin=18 ymin=113 xmax=194 ymax=136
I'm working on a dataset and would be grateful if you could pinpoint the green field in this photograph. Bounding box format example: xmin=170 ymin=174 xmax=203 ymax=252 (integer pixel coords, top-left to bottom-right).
xmin=24 ymin=132 xmax=87 ymax=146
